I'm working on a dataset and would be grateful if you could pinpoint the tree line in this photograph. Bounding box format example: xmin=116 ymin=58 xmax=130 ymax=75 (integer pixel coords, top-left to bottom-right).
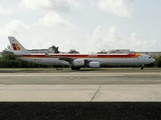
xmin=0 ymin=52 xmax=42 ymax=68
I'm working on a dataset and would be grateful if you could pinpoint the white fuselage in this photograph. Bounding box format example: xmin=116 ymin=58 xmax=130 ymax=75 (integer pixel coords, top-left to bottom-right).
xmin=18 ymin=53 xmax=155 ymax=67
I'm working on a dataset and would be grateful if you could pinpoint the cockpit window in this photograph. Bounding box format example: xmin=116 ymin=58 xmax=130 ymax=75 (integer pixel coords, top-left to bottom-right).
xmin=149 ymin=57 xmax=152 ymax=58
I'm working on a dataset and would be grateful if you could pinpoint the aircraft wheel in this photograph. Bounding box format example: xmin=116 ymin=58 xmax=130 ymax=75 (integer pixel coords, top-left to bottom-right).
xmin=76 ymin=67 xmax=80 ymax=70
xmin=140 ymin=65 xmax=144 ymax=70
xmin=71 ymin=67 xmax=80 ymax=70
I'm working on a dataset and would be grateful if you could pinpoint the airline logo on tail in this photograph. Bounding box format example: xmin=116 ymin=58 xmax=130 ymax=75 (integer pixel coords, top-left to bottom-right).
xmin=12 ymin=44 xmax=21 ymax=50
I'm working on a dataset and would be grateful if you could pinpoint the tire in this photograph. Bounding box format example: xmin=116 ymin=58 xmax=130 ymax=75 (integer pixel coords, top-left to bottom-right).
xmin=71 ymin=67 xmax=80 ymax=70
xmin=140 ymin=66 xmax=144 ymax=70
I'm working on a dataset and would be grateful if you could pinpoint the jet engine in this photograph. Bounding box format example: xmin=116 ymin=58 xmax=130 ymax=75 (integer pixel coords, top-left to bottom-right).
xmin=73 ymin=59 xmax=85 ymax=66
xmin=89 ymin=61 xmax=100 ymax=68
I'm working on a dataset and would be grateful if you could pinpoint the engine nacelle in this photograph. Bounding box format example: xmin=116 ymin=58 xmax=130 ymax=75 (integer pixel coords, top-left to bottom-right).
xmin=89 ymin=61 xmax=100 ymax=68
xmin=73 ymin=59 xmax=85 ymax=66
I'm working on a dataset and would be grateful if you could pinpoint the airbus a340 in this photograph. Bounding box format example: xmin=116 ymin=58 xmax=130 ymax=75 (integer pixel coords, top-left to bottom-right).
xmin=8 ymin=37 xmax=155 ymax=70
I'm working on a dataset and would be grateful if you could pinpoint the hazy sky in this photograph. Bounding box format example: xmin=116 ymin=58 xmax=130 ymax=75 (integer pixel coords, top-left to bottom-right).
xmin=0 ymin=0 xmax=161 ymax=53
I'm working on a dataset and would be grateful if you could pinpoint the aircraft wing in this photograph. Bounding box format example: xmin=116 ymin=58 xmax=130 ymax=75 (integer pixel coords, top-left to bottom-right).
xmin=58 ymin=57 xmax=74 ymax=63
xmin=45 ymin=53 xmax=74 ymax=63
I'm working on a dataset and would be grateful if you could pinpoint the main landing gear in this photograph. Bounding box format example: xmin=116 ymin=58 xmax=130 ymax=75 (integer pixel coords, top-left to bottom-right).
xmin=71 ymin=67 xmax=80 ymax=70
xmin=140 ymin=64 xmax=144 ymax=70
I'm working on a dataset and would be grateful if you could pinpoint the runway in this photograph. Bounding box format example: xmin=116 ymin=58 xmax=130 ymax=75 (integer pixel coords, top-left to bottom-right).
xmin=0 ymin=71 xmax=161 ymax=101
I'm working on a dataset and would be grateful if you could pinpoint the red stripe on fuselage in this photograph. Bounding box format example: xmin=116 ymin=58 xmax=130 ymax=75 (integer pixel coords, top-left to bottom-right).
xmin=20 ymin=53 xmax=140 ymax=58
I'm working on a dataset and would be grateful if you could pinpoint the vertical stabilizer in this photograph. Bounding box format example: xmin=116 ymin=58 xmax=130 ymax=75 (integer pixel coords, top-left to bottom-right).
xmin=8 ymin=36 xmax=31 ymax=55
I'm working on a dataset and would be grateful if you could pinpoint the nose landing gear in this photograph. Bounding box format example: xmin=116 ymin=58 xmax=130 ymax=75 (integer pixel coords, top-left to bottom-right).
xmin=140 ymin=65 xmax=144 ymax=70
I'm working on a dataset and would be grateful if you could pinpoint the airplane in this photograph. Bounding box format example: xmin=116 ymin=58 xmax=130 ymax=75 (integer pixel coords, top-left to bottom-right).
xmin=8 ymin=36 xmax=155 ymax=70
